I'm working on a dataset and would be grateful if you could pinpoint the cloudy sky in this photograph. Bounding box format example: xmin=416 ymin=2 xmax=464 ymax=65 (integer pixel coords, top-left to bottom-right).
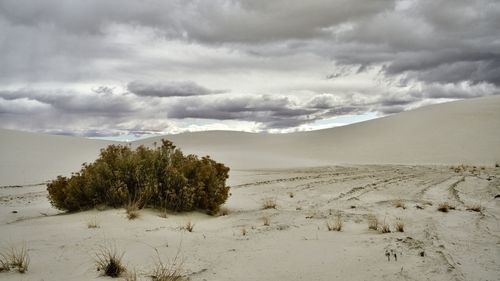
xmin=0 ymin=0 xmax=499 ymax=139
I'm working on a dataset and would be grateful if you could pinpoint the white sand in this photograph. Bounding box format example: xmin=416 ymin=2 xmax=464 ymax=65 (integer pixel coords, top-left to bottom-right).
xmin=0 ymin=96 xmax=499 ymax=280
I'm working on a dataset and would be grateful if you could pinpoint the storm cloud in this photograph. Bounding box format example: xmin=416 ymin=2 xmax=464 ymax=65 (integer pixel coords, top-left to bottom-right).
xmin=0 ymin=0 xmax=499 ymax=136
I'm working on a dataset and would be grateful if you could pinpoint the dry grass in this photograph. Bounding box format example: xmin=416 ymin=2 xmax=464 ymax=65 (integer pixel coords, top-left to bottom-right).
xmin=182 ymin=221 xmax=195 ymax=232
xmin=151 ymin=249 xmax=185 ymax=281
xmin=158 ymin=209 xmax=168 ymax=219
xmin=0 ymin=244 xmax=29 ymax=273
xmin=379 ymin=222 xmax=391 ymax=233
xmin=367 ymin=214 xmax=379 ymax=230
xmin=262 ymin=216 xmax=271 ymax=226
xmin=262 ymin=197 xmax=277 ymax=209
xmin=124 ymin=269 xmax=138 ymax=281
xmin=394 ymin=219 xmax=405 ymax=232
xmin=241 ymin=227 xmax=247 ymax=236
xmin=126 ymin=200 xmax=140 ymax=220
xmin=288 ymin=192 xmax=295 ymax=198
xmin=95 ymin=245 xmax=126 ymax=278
xmin=326 ymin=215 xmax=343 ymax=232
xmin=393 ymin=199 xmax=406 ymax=209
xmin=219 ymin=206 xmax=230 ymax=216
xmin=87 ymin=216 xmax=100 ymax=229
xmin=437 ymin=202 xmax=451 ymax=212
xmin=466 ymin=204 xmax=483 ymax=212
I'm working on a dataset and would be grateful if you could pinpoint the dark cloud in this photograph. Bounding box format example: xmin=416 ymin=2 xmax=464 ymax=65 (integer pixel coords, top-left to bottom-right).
xmin=0 ymin=0 xmax=499 ymax=135
xmin=127 ymin=80 xmax=224 ymax=97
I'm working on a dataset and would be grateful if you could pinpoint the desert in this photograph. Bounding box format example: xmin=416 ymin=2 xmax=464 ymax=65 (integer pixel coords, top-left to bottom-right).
xmin=1 ymin=96 xmax=499 ymax=281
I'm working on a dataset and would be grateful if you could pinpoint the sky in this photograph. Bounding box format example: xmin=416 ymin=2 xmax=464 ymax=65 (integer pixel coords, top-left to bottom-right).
xmin=0 ymin=0 xmax=499 ymax=139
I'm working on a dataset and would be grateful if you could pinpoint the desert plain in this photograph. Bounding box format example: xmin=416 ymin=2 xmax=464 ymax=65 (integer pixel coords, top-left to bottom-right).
xmin=1 ymin=96 xmax=499 ymax=281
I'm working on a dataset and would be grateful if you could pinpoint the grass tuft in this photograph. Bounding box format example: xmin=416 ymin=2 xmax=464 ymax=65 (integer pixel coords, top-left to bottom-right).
xmin=182 ymin=221 xmax=195 ymax=232
xmin=466 ymin=204 xmax=483 ymax=212
xmin=219 ymin=207 xmax=230 ymax=216
xmin=394 ymin=219 xmax=404 ymax=232
xmin=95 ymin=245 xmax=125 ymax=278
xmin=0 ymin=244 xmax=29 ymax=273
xmin=87 ymin=216 xmax=100 ymax=228
xmin=151 ymin=249 xmax=185 ymax=281
xmin=367 ymin=214 xmax=379 ymax=230
xmin=262 ymin=198 xmax=277 ymax=209
xmin=326 ymin=215 xmax=343 ymax=231
xmin=126 ymin=200 xmax=140 ymax=220
xmin=437 ymin=202 xmax=451 ymax=212
xmin=393 ymin=199 xmax=406 ymax=209
xmin=262 ymin=216 xmax=270 ymax=226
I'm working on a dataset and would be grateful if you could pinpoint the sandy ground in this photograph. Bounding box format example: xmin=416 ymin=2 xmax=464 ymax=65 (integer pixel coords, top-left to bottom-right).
xmin=1 ymin=165 xmax=499 ymax=281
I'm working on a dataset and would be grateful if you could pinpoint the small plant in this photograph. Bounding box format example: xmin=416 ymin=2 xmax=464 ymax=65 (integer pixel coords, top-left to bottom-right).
xmin=262 ymin=216 xmax=270 ymax=226
xmin=219 ymin=207 xmax=230 ymax=216
xmin=95 ymin=245 xmax=126 ymax=278
xmin=241 ymin=227 xmax=247 ymax=236
xmin=288 ymin=192 xmax=295 ymax=198
xmin=466 ymin=204 xmax=483 ymax=212
xmin=367 ymin=214 xmax=379 ymax=230
xmin=124 ymin=269 xmax=138 ymax=281
xmin=495 ymin=162 xmax=499 ymax=168
xmin=394 ymin=219 xmax=404 ymax=232
xmin=379 ymin=223 xmax=391 ymax=233
xmin=438 ymin=202 xmax=450 ymax=212
xmin=159 ymin=209 xmax=168 ymax=219
xmin=262 ymin=198 xmax=277 ymax=209
xmin=326 ymin=215 xmax=343 ymax=231
xmin=87 ymin=216 xmax=100 ymax=228
xmin=393 ymin=199 xmax=406 ymax=209
xmin=151 ymin=249 xmax=184 ymax=281
xmin=0 ymin=244 xmax=30 ymax=273
xmin=182 ymin=221 xmax=194 ymax=232
xmin=126 ymin=200 xmax=140 ymax=220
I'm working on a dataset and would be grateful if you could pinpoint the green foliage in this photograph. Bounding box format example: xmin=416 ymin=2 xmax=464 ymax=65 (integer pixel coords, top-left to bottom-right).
xmin=47 ymin=140 xmax=230 ymax=214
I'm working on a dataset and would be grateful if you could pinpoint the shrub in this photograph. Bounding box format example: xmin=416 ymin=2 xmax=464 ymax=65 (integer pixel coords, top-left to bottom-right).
xmin=47 ymin=140 xmax=230 ymax=214
xmin=182 ymin=221 xmax=194 ymax=232
xmin=379 ymin=223 xmax=391 ymax=233
xmin=262 ymin=216 xmax=270 ymax=226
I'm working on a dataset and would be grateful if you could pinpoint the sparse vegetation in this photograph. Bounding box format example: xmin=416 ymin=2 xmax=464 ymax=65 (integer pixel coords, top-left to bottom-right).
xmin=87 ymin=216 xmax=100 ymax=228
xmin=241 ymin=227 xmax=247 ymax=236
xmin=326 ymin=215 xmax=343 ymax=231
xmin=47 ymin=140 xmax=230 ymax=215
xmin=124 ymin=270 xmax=138 ymax=281
xmin=380 ymin=223 xmax=391 ymax=233
xmin=438 ymin=202 xmax=451 ymax=212
xmin=367 ymin=214 xmax=379 ymax=230
xmin=95 ymin=245 xmax=125 ymax=278
xmin=182 ymin=221 xmax=195 ymax=232
xmin=126 ymin=200 xmax=140 ymax=220
xmin=393 ymin=199 xmax=406 ymax=209
xmin=0 ymin=244 xmax=29 ymax=273
xmin=262 ymin=198 xmax=277 ymax=209
xmin=288 ymin=192 xmax=294 ymax=198
xmin=151 ymin=249 xmax=185 ymax=281
xmin=219 ymin=206 xmax=230 ymax=216
xmin=394 ymin=219 xmax=404 ymax=232
xmin=466 ymin=204 xmax=483 ymax=213
xmin=262 ymin=216 xmax=270 ymax=226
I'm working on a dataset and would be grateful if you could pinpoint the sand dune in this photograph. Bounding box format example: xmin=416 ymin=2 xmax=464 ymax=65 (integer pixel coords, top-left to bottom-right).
xmin=0 ymin=129 xmax=115 ymax=186
xmin=138 ymin=95 xmax=500 ymax=169
xmin=1 ymin=96 xmax=499 ymax=187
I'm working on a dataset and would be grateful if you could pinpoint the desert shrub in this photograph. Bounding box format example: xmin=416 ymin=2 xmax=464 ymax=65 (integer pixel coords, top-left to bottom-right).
xmin=47 ymin=140 xmax=230 ymax=214
xmin=437 ymin=202 xmax=450 ymax=212
xmin=394 ymin=219 xmax=404 ymax=232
